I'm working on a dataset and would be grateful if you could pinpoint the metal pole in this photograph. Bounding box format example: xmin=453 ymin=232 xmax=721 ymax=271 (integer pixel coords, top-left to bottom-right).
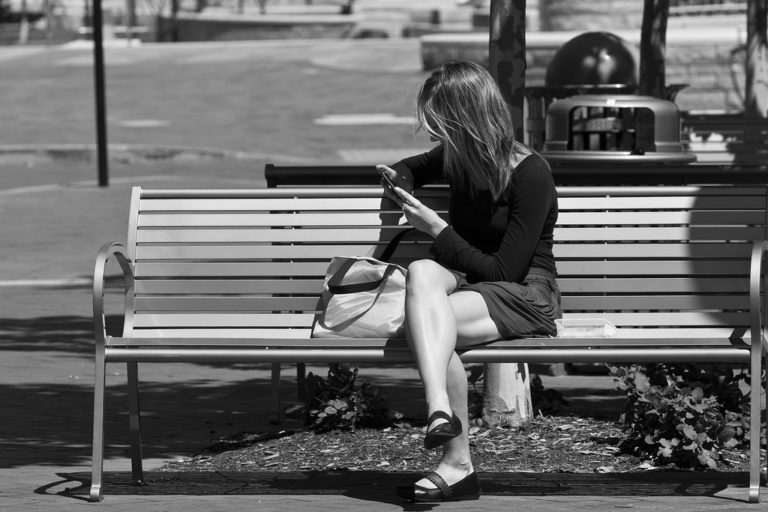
xmin=92 ymin=0 xmax=109 ymax=186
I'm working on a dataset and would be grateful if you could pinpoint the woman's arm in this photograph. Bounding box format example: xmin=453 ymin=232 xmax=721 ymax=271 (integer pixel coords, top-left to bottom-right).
xmin=388 ymin=145 xmax=445 ymax=189
xmin=430 ymin=156 xmax=556 ymax=283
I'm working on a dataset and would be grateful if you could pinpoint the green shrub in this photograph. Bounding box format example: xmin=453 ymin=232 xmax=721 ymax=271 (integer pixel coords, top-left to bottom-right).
xmin=610 ymin=363 xmax=751 ymax=469
xmin=301 ymin=364 xmax=400 ymax=433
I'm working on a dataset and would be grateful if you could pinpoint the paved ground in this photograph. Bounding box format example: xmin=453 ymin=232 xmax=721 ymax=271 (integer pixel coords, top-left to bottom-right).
xmin=0 ymin=35 xmax=766 ymax=511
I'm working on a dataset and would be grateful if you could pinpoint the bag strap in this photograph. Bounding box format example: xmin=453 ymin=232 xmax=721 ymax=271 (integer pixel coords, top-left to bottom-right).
xmin=327 ymin=261 xmax=399 ymax=295
xmin=379 ymin=227 xmax=416 ymax=262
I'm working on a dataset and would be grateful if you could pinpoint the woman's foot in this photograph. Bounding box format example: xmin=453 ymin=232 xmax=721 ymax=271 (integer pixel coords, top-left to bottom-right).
xmin=424 ymin=410 xmax=462 ymax=449
xmin=396 ymin=467 xmax=480 ymax=502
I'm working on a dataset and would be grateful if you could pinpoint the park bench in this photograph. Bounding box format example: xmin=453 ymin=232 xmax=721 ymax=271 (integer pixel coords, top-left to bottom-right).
xmin=91 ymin=184 xmax=768 ymax=503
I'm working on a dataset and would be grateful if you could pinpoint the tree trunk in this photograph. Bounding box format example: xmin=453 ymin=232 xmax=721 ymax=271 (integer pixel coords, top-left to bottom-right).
xmin=638 ymin=0 xmax=668 ymax=98
xmin=488 ymin=0 xmax=526 ymax=142
xmin=485 ymin=0 xmax=531 ymax=428
xmin=637 ymin=0 xmax=668 ymax=152
xmin=745 ymin=0 xmax=768 ymax=118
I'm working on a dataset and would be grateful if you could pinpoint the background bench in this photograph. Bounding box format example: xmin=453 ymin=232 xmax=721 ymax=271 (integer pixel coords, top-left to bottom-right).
xmin=91 ymin=185 xmax=768 ymax=503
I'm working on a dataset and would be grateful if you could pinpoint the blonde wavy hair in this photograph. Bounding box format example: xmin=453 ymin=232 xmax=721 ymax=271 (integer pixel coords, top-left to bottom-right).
xmin=416 ymin=61 xmax=525 ymax=199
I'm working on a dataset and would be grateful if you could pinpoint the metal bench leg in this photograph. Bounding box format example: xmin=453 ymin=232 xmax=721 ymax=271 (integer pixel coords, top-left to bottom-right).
xmin=90 ymin=345 xmax=106 ymax=502
xmin=270 ymin=363 xmax=282 ymax=424
xmin=748 ymin=343 xmax=762 ymax=503
xmin=127 ymin=362 xmax=144 ymax=485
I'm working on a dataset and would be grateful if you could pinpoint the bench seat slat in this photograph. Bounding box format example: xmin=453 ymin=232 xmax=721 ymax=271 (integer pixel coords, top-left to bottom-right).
xmin=126 ymin=326 xmax=754 ymax=340
xmin=107 ymin=336 xmax=749 ymax=349
xmin=103 ymin=346 xmax=751 ymax=364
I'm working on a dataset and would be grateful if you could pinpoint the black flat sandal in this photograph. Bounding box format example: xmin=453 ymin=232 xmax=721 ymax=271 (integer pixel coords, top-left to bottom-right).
xmin=396 ymin=471 xmax=481 ymax=502
xmin=423 ymin=410 xmax=462 ymax=449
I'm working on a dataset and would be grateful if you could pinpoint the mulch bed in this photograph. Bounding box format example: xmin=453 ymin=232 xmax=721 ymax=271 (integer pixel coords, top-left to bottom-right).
xmin=159 ymin=414 xmax=751 ymax=475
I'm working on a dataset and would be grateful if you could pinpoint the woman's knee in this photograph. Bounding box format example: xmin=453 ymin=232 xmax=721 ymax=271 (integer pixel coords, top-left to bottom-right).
xmin=406 ymin=259 xmax=455 ymax=295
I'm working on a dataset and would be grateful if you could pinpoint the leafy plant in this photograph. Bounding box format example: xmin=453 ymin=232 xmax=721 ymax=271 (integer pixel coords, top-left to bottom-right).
xmin=301 ymin=364 xmax=400 ymax=433
xmin=610 ymin=363 xmax=751 ymax=469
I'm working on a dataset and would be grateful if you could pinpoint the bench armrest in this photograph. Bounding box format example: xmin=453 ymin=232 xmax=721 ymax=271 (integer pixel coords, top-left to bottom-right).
xmin=750 ymin=240 xmax=768 ymax=353
xmin=93 ymin=242 xmax=134 ymax=345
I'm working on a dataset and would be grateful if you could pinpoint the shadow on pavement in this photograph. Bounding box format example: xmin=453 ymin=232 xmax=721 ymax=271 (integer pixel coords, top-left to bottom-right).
xmin=42 ymin=470 xmax=746 ymax=503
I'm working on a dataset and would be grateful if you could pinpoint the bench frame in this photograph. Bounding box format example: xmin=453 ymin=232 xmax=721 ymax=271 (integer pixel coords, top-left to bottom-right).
xmin=90 ymin=185 xmax=768 ymax=503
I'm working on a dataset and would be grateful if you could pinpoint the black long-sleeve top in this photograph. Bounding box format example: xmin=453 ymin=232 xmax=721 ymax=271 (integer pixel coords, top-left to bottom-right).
xmin=391 ymin=145 xmax=558 ymax=284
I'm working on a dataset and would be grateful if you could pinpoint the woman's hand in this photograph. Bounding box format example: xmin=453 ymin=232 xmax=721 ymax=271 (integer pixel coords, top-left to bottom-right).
xmin=376 ymin=164 xmax=404 ymax=206
xmin=393 ymin=187 xmax=448 ymax=239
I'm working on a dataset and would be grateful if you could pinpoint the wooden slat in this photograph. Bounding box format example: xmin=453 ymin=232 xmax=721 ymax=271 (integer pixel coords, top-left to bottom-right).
xmin=134 ymin=278 xmax=325 ymax=295
xmin=554 ymin=243 xmax=751 ymax=259
xmin=134 ymin=261 xmax=330 ymax=277
xmin=135 ymin=296 xmax=320 ymax=311
xmin=130 ymin=328 xmax=313 ymax=339
xmin=135 ymin=244 xmax=378 ymax=260
xmin=563 ymin=311 xmax=749 ymax=327
xmin=134 ymin=295 xmax=750 ymax=313
xmin=138 ymin=212 xmax=408 ymax=227
xmin=138 ymin=210 xmax=767 ymax=228
xmin=556 ymin=195 xmax=767 ymax=210
xmin=556 ymin=210 xmax=766 ymax=226
xmin=587 ymin=327 xmax=753 ymax=340
xmin=560 ymin=294 xmax=750 ymax=311
xmin=129 ymin=310 xmax=750 ymax=329
xmin=107 ymin=335 xmax=748 ymax=349
xmin=135 ymin=242 xmax=755 ymax=262
xmin=556 ymin=260 xmax=750 ymax=276
xmin=135 ymin=241 xmax=753 ymax=262
xmin=140 ymin=197 xmax=391 ymax=211
xmin=133 ymin=313 xmax=316 ymax=328
xmin=135 ymin=227 xmax=412 ymax=244
xmin=124 ymin=326 xmax=752 ymax=341
xmin=133 ymin=277 xmax=754 ymax=296
xmin=136 ymin=226 xmax=764 ymax=244
xmin=554 ymin=226 xmax=765 ymax=241
xmin=557 ymin=277 xmax=750 ymax=293
xmin=133 ymin=259 xmax=753 ymax=278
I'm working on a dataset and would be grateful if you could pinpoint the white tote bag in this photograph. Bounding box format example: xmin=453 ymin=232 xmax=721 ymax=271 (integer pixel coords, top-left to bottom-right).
xmin=311 ymin=256 xmax=407 ymax=339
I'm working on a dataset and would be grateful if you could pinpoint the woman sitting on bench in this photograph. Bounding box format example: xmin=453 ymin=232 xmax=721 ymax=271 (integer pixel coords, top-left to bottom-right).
xmin=377 ymin=60 xmax=561 ymax=502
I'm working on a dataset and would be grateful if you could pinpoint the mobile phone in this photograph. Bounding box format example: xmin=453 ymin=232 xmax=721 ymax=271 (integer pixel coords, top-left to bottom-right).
xmin=380 ymin=172 xmax=397 ymax=191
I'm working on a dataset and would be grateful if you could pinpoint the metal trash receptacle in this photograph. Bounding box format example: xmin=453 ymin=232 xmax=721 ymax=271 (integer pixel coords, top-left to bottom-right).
xmin=542 ymin=94 xmax=696 ymax=164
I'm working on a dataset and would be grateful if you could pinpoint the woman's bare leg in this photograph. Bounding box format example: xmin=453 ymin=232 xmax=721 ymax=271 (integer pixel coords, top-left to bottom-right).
xmin=405 ymin=260 xmax=501 ymax=487
xmin=404 ymin=260 xmax=459 ymax=421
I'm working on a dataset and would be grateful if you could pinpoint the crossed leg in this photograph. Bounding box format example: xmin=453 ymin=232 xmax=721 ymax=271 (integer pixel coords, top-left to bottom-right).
xmin=404 ymin=259 xmax=502 ymax=488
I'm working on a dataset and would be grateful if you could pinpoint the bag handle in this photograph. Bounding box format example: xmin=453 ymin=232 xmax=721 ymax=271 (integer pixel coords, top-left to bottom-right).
xmin=379 ymin=227 xmax=416 ymax=261
xmin=327 ymin=260 xmax=398 ymax=295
